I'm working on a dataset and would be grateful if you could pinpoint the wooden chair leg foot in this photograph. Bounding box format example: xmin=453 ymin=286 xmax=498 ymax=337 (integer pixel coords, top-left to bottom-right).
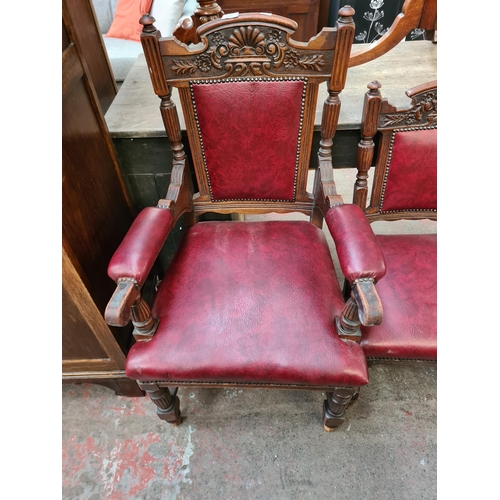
xmin=138 ymin=382 xmax=182 ymax=425
xmin=171 ymin=416 xmax=182 ymax=426
xmin=156 ymin=395 xmax=182 ymax=425
xmin=322 ymin=387 xmax=358 ymax=431
xmin=349 ymin=388 xmax=360 ymax=405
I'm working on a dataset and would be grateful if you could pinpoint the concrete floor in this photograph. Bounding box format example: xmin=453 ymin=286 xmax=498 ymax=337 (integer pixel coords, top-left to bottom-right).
xmin=62 ymin=361 xmax=436 ymax=500
xmin=62 ymin=168 xmax=437 ymax=499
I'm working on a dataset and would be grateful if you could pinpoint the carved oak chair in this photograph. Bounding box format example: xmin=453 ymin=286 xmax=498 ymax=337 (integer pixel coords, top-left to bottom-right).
xmin=353 ymin=80 xmax=437 ymax=362
xmin=105 ymin=7 xmax=388 ymax=431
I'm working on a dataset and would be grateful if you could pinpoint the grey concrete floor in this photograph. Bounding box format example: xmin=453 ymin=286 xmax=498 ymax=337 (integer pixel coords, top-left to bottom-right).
xmin=62 ymin=361 xmax=436 ymax=500
xmin=62 ymin=169 xmax=437 ymax=499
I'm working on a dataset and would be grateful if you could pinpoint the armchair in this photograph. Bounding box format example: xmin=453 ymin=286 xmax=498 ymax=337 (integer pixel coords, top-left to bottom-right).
xmin=105 ymin=7 xmax=388 ymax=431
xmin=353 ymin=80 xmax=437 ymax=361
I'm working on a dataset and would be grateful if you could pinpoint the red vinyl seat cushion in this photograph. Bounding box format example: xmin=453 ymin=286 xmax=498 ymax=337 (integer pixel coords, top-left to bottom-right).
xmin=126 ymin=221 xmax=369 ymax=387
xmin=360 ymin=234 xmax=437 ymax=360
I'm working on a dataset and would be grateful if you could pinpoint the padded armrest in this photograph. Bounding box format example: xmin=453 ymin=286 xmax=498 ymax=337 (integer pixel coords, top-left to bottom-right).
xmin=325 ymin=204 xmax=386 ymax=283
xmin=108 ymin=207 xmax=174 ymax=286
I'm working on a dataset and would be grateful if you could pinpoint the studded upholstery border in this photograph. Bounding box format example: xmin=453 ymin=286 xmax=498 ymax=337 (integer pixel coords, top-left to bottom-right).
xmin=189 ymin=77 xmax=307 ymax=202
xmin=380 ymin=126 xmax=437 ymax=214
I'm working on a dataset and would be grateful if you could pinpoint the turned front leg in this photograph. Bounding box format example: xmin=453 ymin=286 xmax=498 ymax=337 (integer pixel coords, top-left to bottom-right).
xmin=138 ymin=382 xmax=182 ymax=425
xmin=323 ymin=387 xmax=359 ymax=431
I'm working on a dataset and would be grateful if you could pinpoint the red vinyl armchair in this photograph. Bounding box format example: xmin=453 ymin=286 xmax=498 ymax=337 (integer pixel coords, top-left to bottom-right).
xmin=105 ymin=7 xmax=388 ymax=431
xmin=353 ymin=80 xmax=437 ymax=361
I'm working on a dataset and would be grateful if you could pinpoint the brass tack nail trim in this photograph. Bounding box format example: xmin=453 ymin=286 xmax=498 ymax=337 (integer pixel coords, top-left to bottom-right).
xmin=117 ymin=277 xmax=139 ymax=284
xmin=351 ymin=277 xmax=375 ymax=285
xmin=189 ymin=77 xmax=308 ymax=203
xmin=380 ymin=125 xmax=437 ymax=212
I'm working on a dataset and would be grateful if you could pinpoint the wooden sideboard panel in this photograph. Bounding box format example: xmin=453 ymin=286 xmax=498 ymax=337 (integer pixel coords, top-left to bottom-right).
xmin=63 ymin=2 xmax=142 ymax=396
xmin=63 ymin=286 xmax=109 ymax=361
xmin=62 ymin=71 xmax=133 ymax=319
xmin=63 ymin=248 xmax=124 ymax=372
xmin=218 ymin=0 xmax=321 ymax=42
xmin=286 ymin=0 xmax=322 ymax=42
xmin=63 ymin=0 xmax=117 ymax=113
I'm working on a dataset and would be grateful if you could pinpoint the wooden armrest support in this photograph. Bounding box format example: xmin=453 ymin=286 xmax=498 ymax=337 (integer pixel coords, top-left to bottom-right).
xmin=351 ymin=279 xmax=383 ymax=326
xmin=336 ymin=279 xmax=383 ymax=342
xmin=325 ymin=204 xmax=385 ymax=339
xmin=105 ymin=160 xmax=194 ymax=338
xmin=105 ymin=279 xmax=159 ymax=341
xmin=105 ymin=280 xmax=140 ymax=327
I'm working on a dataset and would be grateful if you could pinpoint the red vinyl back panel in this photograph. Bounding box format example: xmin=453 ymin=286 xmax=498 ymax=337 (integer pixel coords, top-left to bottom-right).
xmin=381 ymin=128 xmax=437 ymax=212
xmin=191 ymin=79 xmax=306 ymax=201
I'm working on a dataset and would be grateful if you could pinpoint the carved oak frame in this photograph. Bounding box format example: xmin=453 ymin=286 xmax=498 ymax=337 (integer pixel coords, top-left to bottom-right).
xmin=105 ymin=9 xmax=376 ymax=430
xmin=106 ymin=9 xmax=359 ymax=337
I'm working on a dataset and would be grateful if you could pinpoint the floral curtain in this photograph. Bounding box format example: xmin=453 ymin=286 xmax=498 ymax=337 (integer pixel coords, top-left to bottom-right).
xmin=343 ymin=0 xmax=426 ymax=44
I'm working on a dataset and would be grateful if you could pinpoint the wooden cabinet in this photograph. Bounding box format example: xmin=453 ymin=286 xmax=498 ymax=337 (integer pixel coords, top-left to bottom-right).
xmin=218 ymin=0 xmax=322 ymax=42
xmin=63 ymin=0 xmax=117 ymax=114
xmin=63 ymin=249 xmax=128 ymax=376
xmin=62 ymin=1 xmax=142 ymax=396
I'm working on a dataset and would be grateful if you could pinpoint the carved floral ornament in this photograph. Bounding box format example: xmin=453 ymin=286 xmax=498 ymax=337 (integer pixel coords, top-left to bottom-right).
xmin=171 ymin=26 xmax=326 ymax=77
xmin=380 ymin=90 xmax=437 ymax=128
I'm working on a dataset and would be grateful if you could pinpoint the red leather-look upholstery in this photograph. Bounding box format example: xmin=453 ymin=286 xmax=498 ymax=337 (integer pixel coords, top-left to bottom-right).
xmin=126 ymin=221 xmax=369 ymax=386
xmin=325 ymin=204 xmax=386 ymax=283
xmin=381 ymin=128 xmax=437 ymax=212
xmin=191 ymin=80 xmax=305 ymax=201
xmin=360 ymin=234 xmax=437 ymax=360
xmin=108 ymin=207 xmax=174 ymax=285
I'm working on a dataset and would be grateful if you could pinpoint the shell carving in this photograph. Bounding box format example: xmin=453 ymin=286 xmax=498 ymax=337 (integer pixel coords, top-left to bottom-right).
xmin=171 ymin=26 xmax=326 ymax=77
xmin=228 ymin=27 xmax=266 ymax=56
